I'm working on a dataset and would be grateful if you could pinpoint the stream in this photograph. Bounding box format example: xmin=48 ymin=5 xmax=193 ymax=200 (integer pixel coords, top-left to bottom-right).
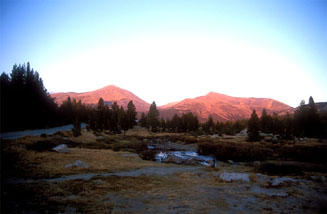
xmin=147 ymin=140 xmax=217 ymax=167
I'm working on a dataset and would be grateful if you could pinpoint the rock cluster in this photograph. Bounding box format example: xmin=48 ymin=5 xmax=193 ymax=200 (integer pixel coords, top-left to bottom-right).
xmin=52 ymin=144 xmax=69 ymax=153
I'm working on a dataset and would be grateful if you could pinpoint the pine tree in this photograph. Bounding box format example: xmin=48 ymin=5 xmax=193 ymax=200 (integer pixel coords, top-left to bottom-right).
xmin=88 ymin=109 xmax=96 ymax=130
xmin=260 ymin=109 xmax=272 ymax=133
xmin=282 ymin=112 xmax=293 ymax=139
xmin=160 ymin=118 xmax=166 ymax=132
xmin=139 ymin=112 xmax=147 ymax=127
xmin=247 ymin=110 xmax=260 ymax=142
xmin=72 ymin=119 xmax=81 ymax=137
xmin=96 ymin=98 xmax=105 ymax=131
xmin=119 ymin=106 xmax=129 ymax=135
xmin=110 ymin=102 xmax=119 ymax=132
xmin=104 ymin=106 xmax=111 ymax=130
xmin=126 ymin=100 xmax=137 ymax=129
xmin=146 ymin=101 xmax=160 ymax=132
xmin=307 ymin=96 xmax=320 ymax=137
xmin=203 ymin=116 xmax=215 ymax=134
xmin=294 ymin=100 xmax=307 ymax=137
xmin=171 ymin=114 xmax=180 ymax=132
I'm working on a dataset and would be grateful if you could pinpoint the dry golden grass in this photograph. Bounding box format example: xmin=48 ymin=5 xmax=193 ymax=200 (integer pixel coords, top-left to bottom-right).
xmin=2 ymin=132 xmax=173 ymax=178
xmin=71 ymin=130 xmax=97 ymax=144
xmin=17 ymin=148 xmax=167 ymax=178
xmin=3 ymin=128 xmax=327 ymax=214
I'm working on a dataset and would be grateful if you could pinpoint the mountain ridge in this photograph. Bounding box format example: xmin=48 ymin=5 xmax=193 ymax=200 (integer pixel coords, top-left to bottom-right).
xmin=51 ymin=85 xmax=151 ymax=113
xmin=158 ymin=91 xmax=293 ymax=122
xmin=51 ymin=85 xmax=294 ymax=122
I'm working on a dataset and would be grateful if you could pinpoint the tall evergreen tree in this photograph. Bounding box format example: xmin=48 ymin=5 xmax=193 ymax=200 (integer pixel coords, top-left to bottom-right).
xmin=139 ymin=112 xmax=147 ymax=127
xmin=247 ymin=110 xmax=260 ymax=142
xmin=96 ymin=98 xmax=105 ymax=131
xmin=171 ymin=114 xmax=180 ymax=132
xmin=294 ymin=100 xmax=308 ymax=137
xmin=119 ymin=106 xmax=129 ymax=134
xmin=260 ymin=109 xmax=273 ymax=133
xmin=1 ymin=63 xmax=58 ymax=132
xmin=110 ymin=102 xmax=120 ymax=132
xmin=203 ymin=116 xmax=215 ymax=134
xmin=126 ymin=100 xmax=137 ymax=129
xmin=159 ymin=118 xmax=166 ymax=132
xmin=307 ymin=96 xmax=320 ymax=137
xmin=146 ymin=101 xmax=160 ymax=132
xmin=282 ymin=112 xmax=293 ymax=139
xmin=104 ymin=105 xmax=111 ymax=130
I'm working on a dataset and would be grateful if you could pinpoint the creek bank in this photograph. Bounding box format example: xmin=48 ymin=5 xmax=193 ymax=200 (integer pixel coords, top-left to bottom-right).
xmin=146 ymin=139 xmax=216 ymax=166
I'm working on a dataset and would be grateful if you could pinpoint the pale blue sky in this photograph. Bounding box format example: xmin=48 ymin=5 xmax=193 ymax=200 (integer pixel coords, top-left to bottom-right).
xmin=1 ymin=0 xmax=326 ymax=107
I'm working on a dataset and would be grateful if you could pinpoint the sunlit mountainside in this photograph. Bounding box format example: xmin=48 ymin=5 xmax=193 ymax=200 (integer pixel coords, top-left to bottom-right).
xmin=51 ymin=85 xmax=294 ymax=122
xmin=51 ymin=85 xmax=150 ymax=113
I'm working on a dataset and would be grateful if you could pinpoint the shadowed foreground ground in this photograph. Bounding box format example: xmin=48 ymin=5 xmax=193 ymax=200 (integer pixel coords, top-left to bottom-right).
xmin=1 ymin=129 xmax=327 ymax=213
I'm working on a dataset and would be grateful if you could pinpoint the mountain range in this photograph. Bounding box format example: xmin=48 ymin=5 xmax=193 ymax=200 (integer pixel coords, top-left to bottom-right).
xmin=51 ymin=85 xmax=293 ymax=122
xmin=51 ymin=85 xmax=150 ymax=113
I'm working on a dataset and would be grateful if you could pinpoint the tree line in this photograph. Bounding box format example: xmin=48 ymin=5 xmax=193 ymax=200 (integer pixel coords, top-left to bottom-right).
xmin=59 ymin=96 xmax=137 ymax=136
xmin=247 ymin=97 xmax=327 ymax=141
xmin=0 ymin=63 xmax=137 ymax=135
xmin=1 ymin=63 xmax=59 ymax=131
xmin=1 ymin=63 xmax=326 ymax=140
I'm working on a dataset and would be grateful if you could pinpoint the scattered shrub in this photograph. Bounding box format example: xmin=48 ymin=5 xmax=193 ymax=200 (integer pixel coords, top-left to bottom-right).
xmin=40 ymin=133 xmax=47 ymax=138
xmin=112 ymin=139 xmax=147 ymax=153
xmin=181 ymin=136 xmax=198 ymax=144
xmin=139 ymin=150 xmax=157 ymax=161
xmin=197 ymin=142 xmax=273 ymax=162
xmin=278 ymin=145 xmax=327 ymax=163
xmin=259 ymin=161 xmax=303 ymax=175
xmin=26 ymin=138 xmax=80 ymax=151
xmin=26 ymin=140 xmax=58 ymax=152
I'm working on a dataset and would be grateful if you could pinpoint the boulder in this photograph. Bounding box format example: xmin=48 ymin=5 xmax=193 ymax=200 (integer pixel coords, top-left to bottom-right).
xmin=272 ymin=135 xmax=279 ymax=143
xmin=211 ymin=134 xmax=218 ymax=138
xmin=253 ymin=161 xmax=261 ymax=168
xmin=238 ymin=128 xmax=248 ymax=136
xmin=251 ymin=186 xmax=289 ymax=197
xmin=219 ymin=172 xmax=250 ymax=182
xmin=311 ymin=176 xmax=326 ymax=182
xmin=65 ymin=160 xmax=89 ymax=168
xmin=52 ymin=144 xmax=69 ymax=153
xmin=271 ymin=177 xmax=298 ymax=187
xmin=163 ymin=156 xmax=184 ymax=164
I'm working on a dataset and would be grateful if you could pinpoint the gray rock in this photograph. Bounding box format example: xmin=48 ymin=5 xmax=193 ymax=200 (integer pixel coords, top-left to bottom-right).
xmin=52 ymin=144 xmax=69 ymax=153
xmin=219 ymin=172 xmax=250 ymax=182
xmin=211 ymin=134 xmax=218 ymax=138
xmin=237 ymin=128 xmax=248 ymax=136
xmin=253 ymin=161 xmax=261 ymax=168
xmin=271 ymin=177 xmax=298 ymax=187
xmin=272 ymin=135 xmax=279 ymax=143
xmin=163 ymin=156 xmax=184 ymax=164
xmin=255 ymin=173 xmax=271 ymax=184
xmin=310 ymin=176 xmax=319 ymax=181
xmin=227 ymin=160 xmax=234 ymax=164
xmin=251 ymin=186 xmax=289 ymax=197
xmin=65 ymin=160 xmax=89 ymax=168
xmin=312 ymin=176 xmax=327 ymax=182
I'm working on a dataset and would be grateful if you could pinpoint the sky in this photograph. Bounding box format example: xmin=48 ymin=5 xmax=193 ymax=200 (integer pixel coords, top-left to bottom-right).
xmin=1 ymin=0 xmax=326 ymax=107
